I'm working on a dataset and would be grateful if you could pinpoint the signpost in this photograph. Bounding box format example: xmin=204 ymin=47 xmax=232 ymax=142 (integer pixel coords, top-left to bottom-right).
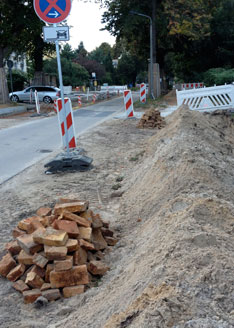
xmin=33 ymin=0 xmax=93 ymax=173
xmin=34 ymin=0 xmax=71 ymax=155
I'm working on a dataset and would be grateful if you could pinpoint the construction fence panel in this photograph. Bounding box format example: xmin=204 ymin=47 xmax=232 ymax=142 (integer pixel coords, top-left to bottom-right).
xmin=176 ymin=84 xmax=234 ymax=111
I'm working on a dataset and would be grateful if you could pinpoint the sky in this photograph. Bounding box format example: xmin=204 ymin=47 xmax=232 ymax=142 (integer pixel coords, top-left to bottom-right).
xmin=67 ymin=2 xmax=116 ymax=52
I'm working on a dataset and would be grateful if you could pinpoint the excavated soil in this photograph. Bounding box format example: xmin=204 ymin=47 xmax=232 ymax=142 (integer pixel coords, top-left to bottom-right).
xmin=0 ymin=104 xmax=233 ymax=328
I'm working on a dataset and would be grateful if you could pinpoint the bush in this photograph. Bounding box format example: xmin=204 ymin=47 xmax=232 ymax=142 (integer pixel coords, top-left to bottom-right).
xmin=7 ymin=69 xmax=28 ymax=91
xmin=203 ymin=68 xmax=234 ymax=86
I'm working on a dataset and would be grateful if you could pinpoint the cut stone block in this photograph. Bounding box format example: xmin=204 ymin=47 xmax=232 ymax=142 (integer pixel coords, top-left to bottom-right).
xmin=36 ymin=207 xmax=52 ymax=217
xmin=91 ymin=214 xmax=103 ymax=229
xmin=0 ymin=253 xmax=16 ymax=277
xmin=33 ymin=253 xmax=48 ymax=268
xmin=33 ymin=227 xmax=68 ymax=247
xmin=17 ymin=234 xmax=43 ymax=255
xmin=44 ymin=245 xmax=67 ymax=261
xmin=45 ymin=264 xmax=54 ymax=283
xmin=79 ymin=209 xmax=93 ymax=221
xmin=54 ymin=256 xmax=73 ymax=272
xmin=66 ymin=239 xmax=79 ymax=252
xmin=101 ymin=228 xmax=114 ymax=237
xmin=18 ymin=250 xmax=34 ymax=265
xmin=18 ymin=217 xmax=34 ymax=233
xmin=12 ymin=280 xmax=30 ymax=293
xmin=26 ymin=271 xmax=44 ymax=288
xmin=73 ymin=248 xmax=87 ymax=266
xmin=78 ymin=227 xmax=92 ymax=241
xmin=40 ymin=283 xmax=51 ymax=291
xmin=63 ymin=285 xmax=85 ymax=298
xmin=57 ymin=198 xmax=82 ymax=204
xmin=50 ymin=265 xmax=89 ymax=288
xmin=62 ymin=211 xmax=91 ymax=228
xmin=42 ymin=289 xmax=61 ymax=301
xmin=54 ymin=219 xmax=79 ymax=238
xmin=5 ymin=240 xmax=21 ymax=255
xmin=23 ymin=289 xmax=42 ymax=304
xmin=7 ymin=263 xmax=26 ymax=282
xmin=87 ymin=261 xmax=109 ymax=276
xmin=12 ymin=227 xmax=25 ymax=238
xmin=79 ymin=239 xmax=95 ymax=251
xmin=54 ymin=201 xmax=89 ymax=215
xmin=91 ymin=228 xmax=108 ymax=250
xmin=30 ymin=265 xmax=46 ymax=279
xmin=104 ymin=236 xmax=118 ymax=246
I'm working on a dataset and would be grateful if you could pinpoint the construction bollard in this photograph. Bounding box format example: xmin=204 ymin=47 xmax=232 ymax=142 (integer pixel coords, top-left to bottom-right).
xmin=78 ymin=96 xmax=82 ymax=107
xmin=56 ymin=97 xmax=76 ymax=149
xmin=140 ymin=83 xmax=146 ymax=103
xmin=92 ymin=94 xmax=97 ymax=104
xmin=123 ymin=90 xmax=134 ymax=118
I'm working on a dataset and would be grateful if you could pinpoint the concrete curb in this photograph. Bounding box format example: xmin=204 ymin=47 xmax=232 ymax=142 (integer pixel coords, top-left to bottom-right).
xmin=0 ymin=104 xmax=35 ymax=117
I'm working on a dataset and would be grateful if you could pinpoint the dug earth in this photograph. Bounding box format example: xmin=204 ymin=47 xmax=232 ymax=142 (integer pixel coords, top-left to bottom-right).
xmin=0 ymin=101 xmax=233 ymax=328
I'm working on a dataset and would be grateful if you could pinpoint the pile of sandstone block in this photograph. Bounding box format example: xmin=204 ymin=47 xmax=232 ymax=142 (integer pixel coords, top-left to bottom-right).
xmin=137 ymin=108 xmax=165 ymax=129
xmin=0 ymin=199 xmax=117 ymax=304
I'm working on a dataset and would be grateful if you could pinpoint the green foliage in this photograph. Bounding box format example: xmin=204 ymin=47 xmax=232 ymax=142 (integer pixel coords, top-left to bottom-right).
xmin=203 ymin=68 xmax=234 ymax=86
xmin=43 ymin=56 xmax=89 ymax=87
xmin=7 ymin=70 xmax=28 ymax=92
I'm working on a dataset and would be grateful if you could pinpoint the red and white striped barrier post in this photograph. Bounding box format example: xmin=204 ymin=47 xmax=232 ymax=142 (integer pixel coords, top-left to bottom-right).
xmin=140 ymin=83 xmax=146 ymax=103
xmin=56 ymin=97 xmax=76 ymax=149
xmin=107 ymin=87 xmax=110 ymax=99
xmin=53 ymin=99 xmax=57 ymax=113
xmin=92 ymin=93 xmax=97 ymax=104
xmin=34 ymin=90 xmax=40 ymax=115
xmin=123 ymin=90 xmax=134 ymax=118
xmin=78 ymin=95 xmax=82 ymax=107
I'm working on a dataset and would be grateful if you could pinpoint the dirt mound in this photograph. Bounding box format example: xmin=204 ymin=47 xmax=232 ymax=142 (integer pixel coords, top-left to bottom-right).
xmin=0 ymin=105 xmax=233 ymax=328
xmin=102 ymin=105 xmax=234 ymax=328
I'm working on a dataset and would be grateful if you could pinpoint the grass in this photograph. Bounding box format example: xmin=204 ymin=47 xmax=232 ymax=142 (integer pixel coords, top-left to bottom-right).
xmin=134 ymin=96 xmax=164 ymax=109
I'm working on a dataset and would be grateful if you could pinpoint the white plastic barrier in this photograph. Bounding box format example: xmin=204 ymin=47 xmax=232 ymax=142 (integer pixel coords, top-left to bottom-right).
xmin=100 ymin=85 xmax=127 ymax=94
xmin=63 ymin=86 xmax=72 ymax=94
xmin=176 ymin=84 xmax=234 ymax=111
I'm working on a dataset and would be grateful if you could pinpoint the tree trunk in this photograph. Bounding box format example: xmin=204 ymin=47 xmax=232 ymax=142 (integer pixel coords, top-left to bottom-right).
xmin=152 ymin=0 xmax=157 ymax=63
xmin=0 ymin=47 xmax=9 ymax=104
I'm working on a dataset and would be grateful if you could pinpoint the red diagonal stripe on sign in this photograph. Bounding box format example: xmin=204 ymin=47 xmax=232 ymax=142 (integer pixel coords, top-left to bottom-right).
xmin=128 ymin=111 xmax=134 ymax=117
xmin=43 ymin=0 xmax=64 ymax=16
xmin=66 ymin=112 xmax=72 ymax=130
xmin=61 ymin=122 xmax=65 ymax=136
xmin=126 ymin=98 xmax=132 ymax=110
xmin=69 ymin=137 xmax=76 ymax=148
xmin=141 ymin=90 xmax=145 ymax=97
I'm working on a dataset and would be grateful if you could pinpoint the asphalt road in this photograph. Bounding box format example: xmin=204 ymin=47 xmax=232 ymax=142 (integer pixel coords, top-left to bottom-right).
xmin=0 ymin=96 xmax=126 ymax=185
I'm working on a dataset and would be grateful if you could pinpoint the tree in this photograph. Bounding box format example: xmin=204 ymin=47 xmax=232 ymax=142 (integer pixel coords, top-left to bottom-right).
xmin=43 ymin=45 xmax=90 ymax=87
xmin=0 ymin=0 xmax=54 ymax=102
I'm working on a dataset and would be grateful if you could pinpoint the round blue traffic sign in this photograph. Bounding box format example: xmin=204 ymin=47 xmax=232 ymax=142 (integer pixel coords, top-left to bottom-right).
xmin=34 ymin=0 xmax=71 ymax=24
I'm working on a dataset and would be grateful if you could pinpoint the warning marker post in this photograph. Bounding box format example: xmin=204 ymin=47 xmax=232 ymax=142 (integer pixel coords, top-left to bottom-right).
xmin=124 ymin=90 xmax=135 ymax=118
xmin=33 ymin=0 xmax=92 ymax=172
xmin=140 ymin=83 xmax=146 ymax=103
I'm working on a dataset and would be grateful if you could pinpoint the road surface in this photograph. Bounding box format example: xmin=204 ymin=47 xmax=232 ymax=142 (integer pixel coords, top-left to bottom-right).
xmin=0 ymin=96 xmax=127 ymax=185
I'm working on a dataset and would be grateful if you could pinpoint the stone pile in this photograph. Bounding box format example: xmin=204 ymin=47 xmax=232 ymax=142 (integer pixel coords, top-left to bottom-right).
xmin=0 ymin=199 xmax=117 ymax=304
xmin=137 ymin=108 xmax=165 ymax=129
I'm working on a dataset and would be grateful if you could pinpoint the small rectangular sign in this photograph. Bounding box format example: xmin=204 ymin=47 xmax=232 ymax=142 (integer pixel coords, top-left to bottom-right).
xmin=43 ymin=26 xmax=70 ymax=42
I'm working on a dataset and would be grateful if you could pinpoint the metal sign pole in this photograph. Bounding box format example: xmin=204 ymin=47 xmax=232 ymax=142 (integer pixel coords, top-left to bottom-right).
xmin=54 ymin=24 xmax=69 ymax=156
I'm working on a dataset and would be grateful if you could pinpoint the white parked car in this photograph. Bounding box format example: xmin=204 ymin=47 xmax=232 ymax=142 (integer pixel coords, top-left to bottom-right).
xmin=9 ymin=86 xmax=60 ymax=104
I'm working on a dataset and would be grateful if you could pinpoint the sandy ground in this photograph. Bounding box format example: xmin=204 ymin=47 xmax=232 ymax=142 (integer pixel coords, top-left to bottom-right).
xmin=0 ymin=93 xmax=233 ymax=328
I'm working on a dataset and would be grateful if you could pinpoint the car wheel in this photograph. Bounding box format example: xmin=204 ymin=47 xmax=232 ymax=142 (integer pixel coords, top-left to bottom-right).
xmin=10 ymin=95 xmax=19 ymax=102
xmin=43 ymin=96 xmax=52 ymax=104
